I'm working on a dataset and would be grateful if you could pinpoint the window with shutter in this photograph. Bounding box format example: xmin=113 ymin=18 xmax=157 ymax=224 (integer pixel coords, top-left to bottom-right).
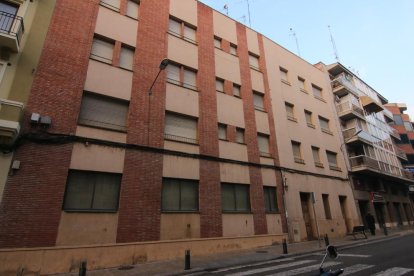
xmin=258 ymin=134 xmax=270 ymax=156
xmin=305 ymin=110 xmax=314 ymax=128
xmin=285 ymin=102 xmax=296 ymax=121
xmin=119 ymin=45 xmax=134 ymax=70
xmin=312 ymin=84 xmax=323 ymax=100
xmin=253 ymin=92 xmax=264 ymax=111
xmin=291 ymin=141 xmax=304 ymax=164
xmin=249 ymin=53 xmax=259 ymax=70
xmin=126 ymin=0 xmax=139 ymax=19
xmin=167 ymin=64 xmax=180 ymax=85
xmin=168 ymin=17 xmax=197 ymax=43
xmin=218 ymin=124 xmax=227 ymax=140
xmin=312 ymin=146 xmax=323 ymax=167
xmin=326 ymin=151 xmax=339 ymax=170
xmin=183 ymin=69 xmax=196 ymax=89
xmin=280 ymin=67 xmax=288 ymax=83
xmin=100 ymin=0 xmax=121 ymax=11
xmin=319 ymin=116 xmax=332 ymax=134
xmin=90 ymin=36 xmax=114 ymax=64
xmin=236 ymin=128 xmax=245 ymax=143
xmin=298 ymin=77 xmax=306 ymax=92
xmin=164 ymin=112 xmax=198 ymax=144
xmin=230 ymin=44 xmax=237 ymax=55
xmin=214 ymin=37 xmax=221 ymax=48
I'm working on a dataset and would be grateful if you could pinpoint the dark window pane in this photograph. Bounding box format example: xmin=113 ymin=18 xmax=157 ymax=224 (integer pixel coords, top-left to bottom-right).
xmin=264 ymin=186 xmax=277 ymax=212
xmin=92 ymin=173 xmax=121 ymax=210
xmin=221 ymin=184 xmax=235 ymax=211
xmin=180 ymin=180 xmax=198 ymax=211
xmin=64 ymin=172 xmax=94 ymax=210
xmin=162 ymin=179 xmax=180 ymax=211
xmin=393 ymin=115 xmax=403 ymax=125
xmin=235 ymin=185 xmax=250 ymax=211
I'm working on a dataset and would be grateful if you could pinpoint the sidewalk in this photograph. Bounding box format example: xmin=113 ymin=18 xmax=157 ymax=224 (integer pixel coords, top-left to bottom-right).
xmin=59 ymin=227 xmax=414 ymax=276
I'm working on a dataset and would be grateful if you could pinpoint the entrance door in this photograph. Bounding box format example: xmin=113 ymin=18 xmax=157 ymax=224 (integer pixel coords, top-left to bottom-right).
xmin=358 ymin=200 xmax=369 ymax=227
xmin=374 ymin=202 xmax=385 ymax=226
xmin=393 ymin=202 xmax=403 ymax=226
xmin=300 ymin=193 xmax=313 ymax=241
xmin=339 ymin=196 xmax=352 ymax=233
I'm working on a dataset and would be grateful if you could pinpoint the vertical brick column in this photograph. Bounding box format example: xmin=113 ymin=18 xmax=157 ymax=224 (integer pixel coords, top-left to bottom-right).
xmin=0 ymin=0 xmax=100 ymax=248
xmin=236 ymin=24 xmax=267 ymax=235
xmin=116 ymin=0 xmax=169 ymax=242
xmin=257 ymin=34 xmax=287 ymax=233
xmin=197 ymin=3 xmax=222 ymax=238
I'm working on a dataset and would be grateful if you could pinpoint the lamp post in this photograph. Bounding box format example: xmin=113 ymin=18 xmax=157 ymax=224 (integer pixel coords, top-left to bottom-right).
xmin=147 ymin=58 xmax=169 ymax=144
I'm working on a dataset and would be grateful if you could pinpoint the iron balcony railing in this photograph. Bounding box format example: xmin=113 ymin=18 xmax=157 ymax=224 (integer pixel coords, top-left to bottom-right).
xmin=0 ymin=11 xmax=24 ymax=48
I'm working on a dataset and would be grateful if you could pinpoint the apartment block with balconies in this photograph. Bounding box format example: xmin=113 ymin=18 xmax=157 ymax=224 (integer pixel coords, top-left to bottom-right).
xmin=326 ymin=63 xmax=414 ymax=229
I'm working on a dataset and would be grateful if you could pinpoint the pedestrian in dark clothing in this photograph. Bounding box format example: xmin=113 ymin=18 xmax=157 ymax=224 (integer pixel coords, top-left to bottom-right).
xmin=365 ymin=213 xmax=376 ymax=235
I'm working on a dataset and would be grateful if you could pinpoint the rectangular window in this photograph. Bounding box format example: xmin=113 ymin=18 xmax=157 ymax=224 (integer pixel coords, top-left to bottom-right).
xmin=214 ymin=36 xmax=221 ymax=48
xmin=285 ymin=102 xmax=296 ymax=121
xmin=162 ymin=178 xmax=198 ymax=211
xmin=119 ymin=45 xmax=134 ymax=70
xmin=183 ymin=69 xmax=197 ymax=89
xmin=404 ymin=122 xmax=413 ymax=131
xmin=326 ymin=151 xmax=340 ymax=171
xmin=264 ymin=186 xmax=278 ymax=213
xmin=221 ymin=183 xmax=250 ymax=212
xmin=126 ymin=0 xmax=139 ymax=19
xmin=100 ymin=0 xmax=121 ymax=11
xmin=312 ymin=84 xmax=323 ymax=100
xmin=312 ymin=146 xmax=323 ymax=167
xmin=90 ymin=36 xmax=114 ymax=64
xmin=291 ymin=141 xmax=304 ymax=164
xmin=236 ymin=127 xmax=245 ymax=143
xmin=63 ymin=170 xmax=121 ymax=212
xmin=319 ymin=116 xmax=332 ymax=134
xmin=322 ymin=194 xmax=332 ymax=219
xmin=248 ymin=53 xmax=259 ymax=70
xmin=167 ymin=63 xmax=197 ymax=90
xmin=305 ymin=110 xmax=315 ymax=128
xmin=393 ymin=115 xmax=403 ymax=125
xmin=233 ymin=84 xmax=241 ymax=97
xmin=253 ymin=91 xmax=265 ymax=111
xmin=0 ymin=1 xmax=18 ymax=31
xmin=258 ymin=133 xmax=270 ymax=156
xmin=216 ymin=78 xmax=224 ymax=92
xmin=230 ymin=43 xmax=237 ymax=55
xmin=218 ymin=123 xmax=227 ymax=140
xmin=78 ymin=92 xmax=129 ymax=132
xmin=168 ymin=17 xmax=197 ymax=43
xmin=164 ymin=112 xmax=198 ymax=144
xmin=298 ymin=76 xmax=306 ymax=92
xmin=280 ymin=67 xmax=289 ymax=83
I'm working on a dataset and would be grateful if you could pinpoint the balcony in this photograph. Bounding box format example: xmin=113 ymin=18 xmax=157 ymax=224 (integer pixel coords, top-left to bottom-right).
xmin=350 ymin=155 xmax=380 ymax=171
xmin=390 ymin=128 xmax=401 ymax=140
xmin=0 ymin=11 xmax=24 ymax=52
xmin=343 ymin=127 xmax=373 ymax=146
xmin=360 ymin=95 xmax=383 ymax=113
xmin=336 ymin=100 xmax=365 ymax=121
xmin=395 ymin=147 xmax=408 ymax=161
xmin=0 ymin=98 xmax=24 ymax=145
xmin=331 ymin=73 xmax=359 ymax=97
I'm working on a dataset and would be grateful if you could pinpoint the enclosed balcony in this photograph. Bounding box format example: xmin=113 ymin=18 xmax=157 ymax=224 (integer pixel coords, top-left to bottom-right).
xmin=343 ymin=127 xmax=373 ymax=146
xmin=331 ymin=73 xmax=359 ymax=97
xmin=336 ymin=100 xmax=365 ymax=121
xmin=0 ymin=98 xmax=24 ymax=146
xmin=0 ymin=11 xmax=24 ymax=52
xmin=360 ymin=95 xmax=383 ymax=114
xmin=395 ymin=147 xmax=408 ymax=161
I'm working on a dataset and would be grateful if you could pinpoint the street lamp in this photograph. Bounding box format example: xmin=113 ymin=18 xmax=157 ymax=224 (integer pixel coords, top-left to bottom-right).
xmin=148 ymin=58 xmax=169 ymax=95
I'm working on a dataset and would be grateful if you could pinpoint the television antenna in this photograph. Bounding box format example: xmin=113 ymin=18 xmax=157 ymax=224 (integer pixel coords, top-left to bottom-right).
xmin=328 ymin=25 xmax=340 ymax=62
xmin=289 ymin=28 xmax=301 ymax=57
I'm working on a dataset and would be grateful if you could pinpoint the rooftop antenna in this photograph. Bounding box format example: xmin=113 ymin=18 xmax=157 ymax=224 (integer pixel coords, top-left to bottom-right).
xmin=328 ymin=25 xmax=340 ymax=62
xmin=289 ymin=28 xmax=301 ymax=57
xmin=246 ymin=0 xmax=252 ymax=27
xmin=238 ymin=15 xmax=246 ymax=24
xmin=223 ymin=4 xmax=229 ymax=15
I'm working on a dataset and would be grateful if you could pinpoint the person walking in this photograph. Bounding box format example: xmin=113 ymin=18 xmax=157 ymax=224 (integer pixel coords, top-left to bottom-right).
xmin=365 ymin=213 xmax=376 ymax=235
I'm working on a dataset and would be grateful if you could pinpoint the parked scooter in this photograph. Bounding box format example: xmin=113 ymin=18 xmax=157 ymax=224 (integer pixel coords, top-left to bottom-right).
xmin=319 ymin=245 xmax=344 ymax=275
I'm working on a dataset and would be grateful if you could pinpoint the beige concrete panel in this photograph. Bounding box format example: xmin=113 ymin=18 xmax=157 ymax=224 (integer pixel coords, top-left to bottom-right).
xmin=217 ymin=92 xmax=245 ymax=127
xmin=160 ymin=214 xmax=200 ymax=240
xmin=69 ymin=143 xmax=125 ymax=173
xmin=95 ymin=6 xmax=137 ymax=46
xmin=266 ymin=214 xmax=283 ymax=234
xmin=220 ymin=163 xmax=250 ymax=184
xmin=75 ymin=126 xmax=127 ymax=144
xmin=222 ymin=214 xmax=254 ymax=237
xmin=246 ymin=28 xmax=260 ymax=55
xmin=56 ymin=213 xmax=118 ymax=246
xmin=165 ymin=83 xmax=199 ymax=117
xmin=260 ymin=157 xmax=274 ymax=165
xmin=219 ymin=140 xmax=248 ymax=162
xmin=261 ymin=168 xmax=276 ymax=186
xmin=164 ymin=140 xmax=200 ymax=154
xmin=250 ymin=69 xmax=265 ymax=92
xmin=212 ymin=11 xmax=237 ymax=44
xmin=163 ymin=155 xmax=199 ymax=179
xmin=255 ymin=110 xmax=270 ymax=134
xmin=170 ymin=0 xmax=197 ymax=26
xmin=84 ymin=60 xmax=132 ymax=101
xmin=215 ymin=49 xmax=241 ymax=84
xmin=168 ymin=35 xmax=198 ymax=69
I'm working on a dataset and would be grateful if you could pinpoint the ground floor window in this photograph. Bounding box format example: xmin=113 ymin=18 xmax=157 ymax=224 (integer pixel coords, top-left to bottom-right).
xmin=162 ymin=178 xmax=198 ymax=212
xmin=221 ymin=183 xmax=250 ymax=212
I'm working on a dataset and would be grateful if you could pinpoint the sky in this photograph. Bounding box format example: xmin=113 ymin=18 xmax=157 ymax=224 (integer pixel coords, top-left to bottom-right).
xmin=199 ymin=0 xmax=414 ymax=120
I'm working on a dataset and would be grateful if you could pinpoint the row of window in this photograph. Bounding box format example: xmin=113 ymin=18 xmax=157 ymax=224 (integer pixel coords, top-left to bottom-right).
xmin=285 ymin=102 xmax=333 ymax=134
xmin=291 ymin=140 xmax=340 ymax=171
xmin=63 ymin=171 xmax=279 ymax=213
xmin=100 ymin=0 xmax=139 ymax=19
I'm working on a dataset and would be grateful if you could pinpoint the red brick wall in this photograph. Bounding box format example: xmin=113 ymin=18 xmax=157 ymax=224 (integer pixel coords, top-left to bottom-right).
xmin=197 ymin=3 xmax=223 ymax=238
xmin=0 ymin=0 xmax=99 ymax=248
xmin=236 ymin=24 xmax=267 ymax=235
xmin=116 ymin=0 xmax=169 ymax=242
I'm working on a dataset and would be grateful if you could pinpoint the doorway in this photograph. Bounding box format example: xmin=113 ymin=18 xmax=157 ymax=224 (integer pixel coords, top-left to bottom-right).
xmin=374 ymin=202 xmax=385 ymax=226
xmin=300 ymin=192 xmax=314 ymax=241
xmin=339 ymin=196 xmax=352 ymax=233
xmin=393 ymin=202 xmax=403 ymax=226
xmin=358 ymin=200 xmax=369 ymax=227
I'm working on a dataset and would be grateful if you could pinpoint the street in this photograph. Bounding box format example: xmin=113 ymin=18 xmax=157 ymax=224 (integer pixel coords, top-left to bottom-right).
xmin=192 ymin=233 xmax=414 ymax=276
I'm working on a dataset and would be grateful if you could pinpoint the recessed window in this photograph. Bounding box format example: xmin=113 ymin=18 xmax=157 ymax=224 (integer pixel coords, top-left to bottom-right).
xmin=168 ymin=17 xmax=197 ymax=43
xmin=285 ymin=102 xmax=297 ymax=122
xmin=216 ymin=78 xmax=224 ymax=92
xmin=248 ymin=53 xmax=260 ymax=70
xmin=279 ymin=67 xmax=289 ymax=83
xmin=322 ymin=194 xmax=332 ymax=219
xmin=258 ymin=133 xmax=270 ymax=157
xmin=63 ymin=170 xmax=121 ymax=212
xmin=319 ymin=116 xmax=332 ymax=134
xmin=312 ymin=84 xmax=324 ymax=101
xmin=404 ymin=122 xmax=413 ymax=131
xmin=166 ymin=63 xmax=197 ymax=90
xmin=312 ymin=146 xmax=323 ymax=167
xmin=125 ymin=0 xmax=139 ymax=19
xmin=291 ymin=141 xmax=304 ymax=164
xmin=78 ymin=92 xmax=129 ymax=132
xmin=90 ymin=36 xmax=115 ymax=64
xmin=100 ymin=0 xmax=121 ymax=12
xmin=298 ymin=76 xmax=306 ymax=92
xmin=119 ymin=45 xmax=135 ymax=70
xmin=326 ymin=151 xmax=340 ymax=171
xmin=264 ymin=186 xmax=278 ymax=213
xmin=164 ymin=112 xmax=198 ymax=144
xmin=214 ymin=36 xmax=222 ymax=49
xmin=236 ymin=127 xmax=245 ymax=143
xmin=305 ymin=110 xmax=315 ymax=128
xmin=230 ymin=43 xmax=237 ymax=55
xmin=162 ymin=178 xmax=198 ymax=212
xmin=218 ymin=123 xmax=227 ymax=140
xmin=253 ymin=91 xmax=265 ymax=111
xmin=233 ymin=84 xmax=241 ymax=97
xmin=393 ymin=115 xmax=403 ymax=125
xmin=221 ymin=183 xmax=250 ymax=212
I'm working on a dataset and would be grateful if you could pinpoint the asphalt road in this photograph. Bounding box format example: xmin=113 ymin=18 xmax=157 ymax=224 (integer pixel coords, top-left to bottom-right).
xmin=196 ymin=233 xmax=414 ymax=276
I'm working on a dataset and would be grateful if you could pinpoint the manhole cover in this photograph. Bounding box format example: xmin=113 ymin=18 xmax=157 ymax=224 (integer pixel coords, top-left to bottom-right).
xmin=118 ymin=265 xmax=134 ymax=270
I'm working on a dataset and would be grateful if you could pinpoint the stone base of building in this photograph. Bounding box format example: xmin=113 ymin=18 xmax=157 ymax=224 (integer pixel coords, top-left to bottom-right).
xmin=0 ymin=234 xmax=287 ymax=275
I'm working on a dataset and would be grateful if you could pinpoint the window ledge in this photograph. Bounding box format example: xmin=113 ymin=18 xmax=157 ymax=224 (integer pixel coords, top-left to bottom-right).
xmin=321 ymin=128 xmax=333 ymax=135
xmin=260 ymin=152 xmax=272 ymax=158
xmin=254 ymin=107 xmax=266 ymax=113
xmin=99 ymin=2 xmax=120 ymax=13
xmin=314 ymin=95 xmax=326 ymax=103
xmin=164 ymin=134 xmax=198 ymax=145
xmin=249 ymin=66 xmax=261 ymax=72
xmin=300 ymin=88 xmax=309 ymax=94
xmin=265 ymin=211 xmax=280 ymax=214
xmin=307 ymin=123 xmax=316 ymax=129
xmin=161 ymin=211 xmax=199 ymax=214
xmin=287 ymin=116 xmax=298 ymax=123
xmin=281 ymin=79 xmax=291 ymax=86
xmin=167 ymin=31 xmax=198 ymax=46
xmin=329 ymin=165 xmax=342 ymax=172
xmin=64 ymin=209 xmax=118 ymax=213
xmin=167 ymin=79 xmax=199 ymax=92
xmin=315 ymin=162 xmax=324 ymax=168
xmin=294 ymin=157 xmax=305 ymax=164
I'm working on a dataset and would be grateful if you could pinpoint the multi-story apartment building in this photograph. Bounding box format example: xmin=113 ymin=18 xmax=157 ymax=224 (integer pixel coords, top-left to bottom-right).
xmin=0 ymin=1 xmax=56 ymax=201
xmin=323 ymin=63 xmax=414 ymax=229
xmin=0 ymin=0 xmax=359 ymax=273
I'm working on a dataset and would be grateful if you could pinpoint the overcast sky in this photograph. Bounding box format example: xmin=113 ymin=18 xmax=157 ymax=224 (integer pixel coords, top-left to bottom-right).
xmin=199 ymin=0 xmax=414 ymax=120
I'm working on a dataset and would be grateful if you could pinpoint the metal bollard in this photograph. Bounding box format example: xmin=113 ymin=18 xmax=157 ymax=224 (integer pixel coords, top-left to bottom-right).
xmin=79 ymin=260 xmax=87 ymax=276
xmin=184 ymin=250 xmax=191 ymax=270
xmin=324 ymin=234 xmax=330 ymax=246
xmin=383 ymin=224 xmax=388 ymax=236
xmin=282 ymin=238 xmax=288 ymax=254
